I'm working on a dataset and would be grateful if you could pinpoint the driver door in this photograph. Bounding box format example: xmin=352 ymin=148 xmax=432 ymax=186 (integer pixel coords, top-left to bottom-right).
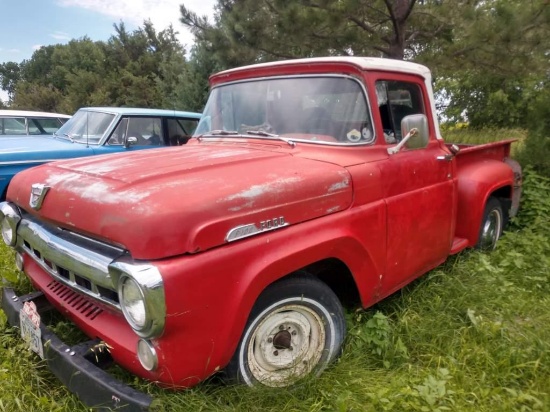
xmin=375 ymin=77 xmax=455 ymax=294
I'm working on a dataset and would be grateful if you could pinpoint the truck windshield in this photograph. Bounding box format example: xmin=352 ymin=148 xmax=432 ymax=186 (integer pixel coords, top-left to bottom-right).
xmin=195 ymin=76 xmax=374 ymax=145
xmin=54 ymin=110 xmax=115 ymax=144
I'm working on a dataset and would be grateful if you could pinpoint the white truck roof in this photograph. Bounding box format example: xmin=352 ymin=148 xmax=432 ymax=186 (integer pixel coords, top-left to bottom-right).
xmin=217 ymin=56 xmax=432 ymax=81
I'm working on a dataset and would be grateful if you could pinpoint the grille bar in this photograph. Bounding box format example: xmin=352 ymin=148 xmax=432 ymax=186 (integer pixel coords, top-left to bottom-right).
xmin=47 ymin=280 xmax=104 ymax=320
xmin=16 ymin=216 xmax=124 ymax=311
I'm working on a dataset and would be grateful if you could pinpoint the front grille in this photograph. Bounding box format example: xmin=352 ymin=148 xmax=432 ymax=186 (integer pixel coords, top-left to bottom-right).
xmin=47 ymin=280 xmax=104 ymax=320
xmin=16 ymin=213 xmax=126 ymax=311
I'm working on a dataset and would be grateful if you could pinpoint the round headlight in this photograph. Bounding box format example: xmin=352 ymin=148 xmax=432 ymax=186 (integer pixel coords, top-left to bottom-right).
xmin=119 ymin=276 xmax=147 ymax=329
xmin=1 ymin=217 xmax=14 ymax=246
xmin=0 ymin=202 xmax=21 ymax=247
xmin=110 ymin=259 xmax=166 ymax=338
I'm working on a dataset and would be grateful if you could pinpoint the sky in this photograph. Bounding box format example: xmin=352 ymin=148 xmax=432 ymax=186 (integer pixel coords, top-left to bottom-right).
xmin=0 ymin=0 xmax=217 ymax=103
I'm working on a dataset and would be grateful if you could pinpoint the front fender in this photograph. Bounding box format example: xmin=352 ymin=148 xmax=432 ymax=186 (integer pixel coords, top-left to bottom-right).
xmin=154 ymin=202 xmax=385 ymax=385
xmin=455 ymin=160 xmax=515 ymax=245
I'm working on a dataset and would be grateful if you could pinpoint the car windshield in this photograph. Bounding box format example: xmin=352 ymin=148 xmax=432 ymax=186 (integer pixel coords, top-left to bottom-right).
xmin=54 ymin=110 xmax=115 ymax=144
xmin=195 ymin=76 xmax=374 ymax=145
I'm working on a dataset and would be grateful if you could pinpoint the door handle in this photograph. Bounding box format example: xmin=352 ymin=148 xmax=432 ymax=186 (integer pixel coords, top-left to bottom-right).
xmin=436 ymin=154 xmax=453 ymax=161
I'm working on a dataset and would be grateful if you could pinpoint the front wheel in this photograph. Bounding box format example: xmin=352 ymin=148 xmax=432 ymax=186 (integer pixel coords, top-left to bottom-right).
xmin=226 ymin=274 xmax=346 ymax=387
xmin=476 ymin=197 xmax=504 ymax=251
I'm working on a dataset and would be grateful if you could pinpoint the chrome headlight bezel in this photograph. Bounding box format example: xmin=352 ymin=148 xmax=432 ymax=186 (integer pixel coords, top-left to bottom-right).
xmin=0 ymin=202 xmax=21 ymax=247
xmin=109 ymin=259 xmax=166 ymax=338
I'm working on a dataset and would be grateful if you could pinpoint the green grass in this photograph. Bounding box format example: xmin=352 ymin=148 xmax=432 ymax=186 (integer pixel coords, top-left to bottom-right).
xmin=0 ymin=143 xmax=548 ymax=412
xmin=442 ymin=127 xmax=527 ymax=157
xmin=441 ymin=126 xmax=527 ymax=144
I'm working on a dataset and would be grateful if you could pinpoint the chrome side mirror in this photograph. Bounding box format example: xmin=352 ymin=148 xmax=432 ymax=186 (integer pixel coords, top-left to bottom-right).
xmin=387 ymin=114 xmax=429 ymax=155
xmin=125 ymin=136 xmax=138 ymax=148
xmin=402 ymin=114 xmax=429 ymax=150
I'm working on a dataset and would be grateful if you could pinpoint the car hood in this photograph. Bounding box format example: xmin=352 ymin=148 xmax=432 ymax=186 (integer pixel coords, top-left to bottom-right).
xmin=9 ymin=144 xmax=353 ymax=259
xmin=0 ymin=135 xmax=92 ymax=162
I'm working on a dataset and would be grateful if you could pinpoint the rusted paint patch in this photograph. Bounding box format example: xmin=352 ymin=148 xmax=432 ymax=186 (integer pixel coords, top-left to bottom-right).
xmin=45 ymin=171 xmax=82 ymax=186
xmin=226 ymin=177 xmax=303 ymax=202
xmin=223 ymin=177 xmax=303 ymax=211
xmin=197 ymin=149 xmax=251 ymax=160
xmin=72 ymin=163 xmax=120 ymax=174
xmin=45 ymin=171 xmax=150 ymax=206
xmin=79 ymin=182 xmax=150 ymax=204
xmin=328 ymin=178 xmax=350 ymax=193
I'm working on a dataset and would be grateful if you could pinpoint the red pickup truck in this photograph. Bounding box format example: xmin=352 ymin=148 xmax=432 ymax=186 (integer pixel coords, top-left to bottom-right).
xmin=0 ymin=57 xmax=521 ymax=411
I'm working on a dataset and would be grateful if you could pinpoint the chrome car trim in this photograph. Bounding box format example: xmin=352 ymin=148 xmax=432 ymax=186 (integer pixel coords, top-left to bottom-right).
xmin=0 ymin=202 xmax=21 ymax=246
xmin=14 ymin=215 xmax=126 ymax=310
xmin=226 ymin=216 xmax=288 ymax=242
xmin=109 ymin=257 xmax=166 ymax=338
xmin=0 ymin=159 xmax=60 ymax=166
xmin=29 ymin=183 xmax=50 ymax=210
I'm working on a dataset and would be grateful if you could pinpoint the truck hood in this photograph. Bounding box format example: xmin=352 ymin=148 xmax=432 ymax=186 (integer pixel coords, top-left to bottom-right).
xmin=0 ymin=135 xmax=93 ymax=162
xmin=9 ymin=144 xmax=352 ymax=259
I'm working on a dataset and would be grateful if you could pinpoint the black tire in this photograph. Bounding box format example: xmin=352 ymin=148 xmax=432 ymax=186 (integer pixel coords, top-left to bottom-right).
xmin=225 ymin=273 xmax=346 ymax=387
xmin=476 ymin=197 xmax=504 ymax=251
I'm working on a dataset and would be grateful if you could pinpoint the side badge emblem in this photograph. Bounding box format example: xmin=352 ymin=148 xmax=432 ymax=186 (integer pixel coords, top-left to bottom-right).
xmin=29 ymin=183 xmax=50 ymax=211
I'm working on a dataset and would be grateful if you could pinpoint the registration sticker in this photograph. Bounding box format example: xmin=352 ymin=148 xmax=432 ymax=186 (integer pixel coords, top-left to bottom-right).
xmin=20 ymin=301 xmax=44 ymax=359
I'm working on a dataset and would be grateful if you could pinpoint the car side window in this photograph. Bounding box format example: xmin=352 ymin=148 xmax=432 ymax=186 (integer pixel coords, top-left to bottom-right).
xmin=167 ymin=118 xmax=199 ymax=146
xmin=107 ymin=118 xmax=129 ymax=145
xmin=108 ymin=117 xmax=164 ymax=146
xmin=1 ymin=117 xmax=26 ymax=135
xmin=375 ymin=81 xmax=425 ymax=144
xmin=28 ymin=118 xmax=64 ymax=135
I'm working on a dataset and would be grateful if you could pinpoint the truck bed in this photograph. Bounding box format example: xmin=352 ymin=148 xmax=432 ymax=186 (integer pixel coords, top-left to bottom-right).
xmin=448 ymin=139 xmax=517 ymax=168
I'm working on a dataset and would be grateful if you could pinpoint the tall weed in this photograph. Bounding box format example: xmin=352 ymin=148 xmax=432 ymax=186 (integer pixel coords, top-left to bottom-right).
xmin=511 ymin=167 xmax=550 ymax=229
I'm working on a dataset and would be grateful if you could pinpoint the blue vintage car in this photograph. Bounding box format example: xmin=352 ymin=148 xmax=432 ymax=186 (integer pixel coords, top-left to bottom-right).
xmin=0 ymin=107 xmax=201 ymax=199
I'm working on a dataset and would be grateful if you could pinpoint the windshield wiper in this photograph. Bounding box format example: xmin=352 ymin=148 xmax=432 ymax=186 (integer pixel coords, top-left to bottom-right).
xmin=62 ymin=133 xmax=74 ymax=142
xmin=197 ymin=129 xmax=295 ymax=147
xmin=200 ymin=130 xmax=239 ymax=136
xmin=246 ymin=130 xmax=278 ymax=137
xmin=246 ymin=130 xmax=296 ymax=147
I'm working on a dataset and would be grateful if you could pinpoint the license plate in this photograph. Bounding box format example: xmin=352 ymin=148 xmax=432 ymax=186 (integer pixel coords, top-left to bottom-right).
xmin=19 ymin=301 xmax=44 ymax=359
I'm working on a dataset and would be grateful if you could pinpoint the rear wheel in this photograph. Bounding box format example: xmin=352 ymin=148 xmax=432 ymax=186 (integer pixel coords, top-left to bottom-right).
xmin=226 ymin=274 xmax=346 ymax=387
xmin=476 ymin=197 xmax=504 ymax=251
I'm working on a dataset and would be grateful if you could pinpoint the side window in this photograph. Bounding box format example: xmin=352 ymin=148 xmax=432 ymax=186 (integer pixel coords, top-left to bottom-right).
xmin=107 ymin=118 xmax=129 ymax=145
xmin=167 ymin=118 xmax=199 ymax=146
xmin=28 ymin=118 xmax=63 ymax=134
xmin=375 ymin=81 xmax=425 ymax=144
xmin=1 ymin=117 xmax=26 ymax=135
xmin=109 ymin=117 xmax=164 ymax=146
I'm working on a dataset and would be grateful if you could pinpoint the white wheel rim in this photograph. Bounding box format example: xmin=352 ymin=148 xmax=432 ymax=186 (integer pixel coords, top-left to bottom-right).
xmin=480 ymin=208 xmax=502 ymax=250
xmin=245 ymin=303 xmax=326 ymax=387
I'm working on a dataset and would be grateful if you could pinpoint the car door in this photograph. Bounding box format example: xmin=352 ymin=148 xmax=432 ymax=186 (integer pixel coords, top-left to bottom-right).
xmin=375 ymin=76 xmax=455 ymax=293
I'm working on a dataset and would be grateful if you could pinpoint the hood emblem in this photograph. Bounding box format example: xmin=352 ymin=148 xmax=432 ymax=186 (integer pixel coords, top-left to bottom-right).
xmin=29 ymin=184 xmax=50 ymax=211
